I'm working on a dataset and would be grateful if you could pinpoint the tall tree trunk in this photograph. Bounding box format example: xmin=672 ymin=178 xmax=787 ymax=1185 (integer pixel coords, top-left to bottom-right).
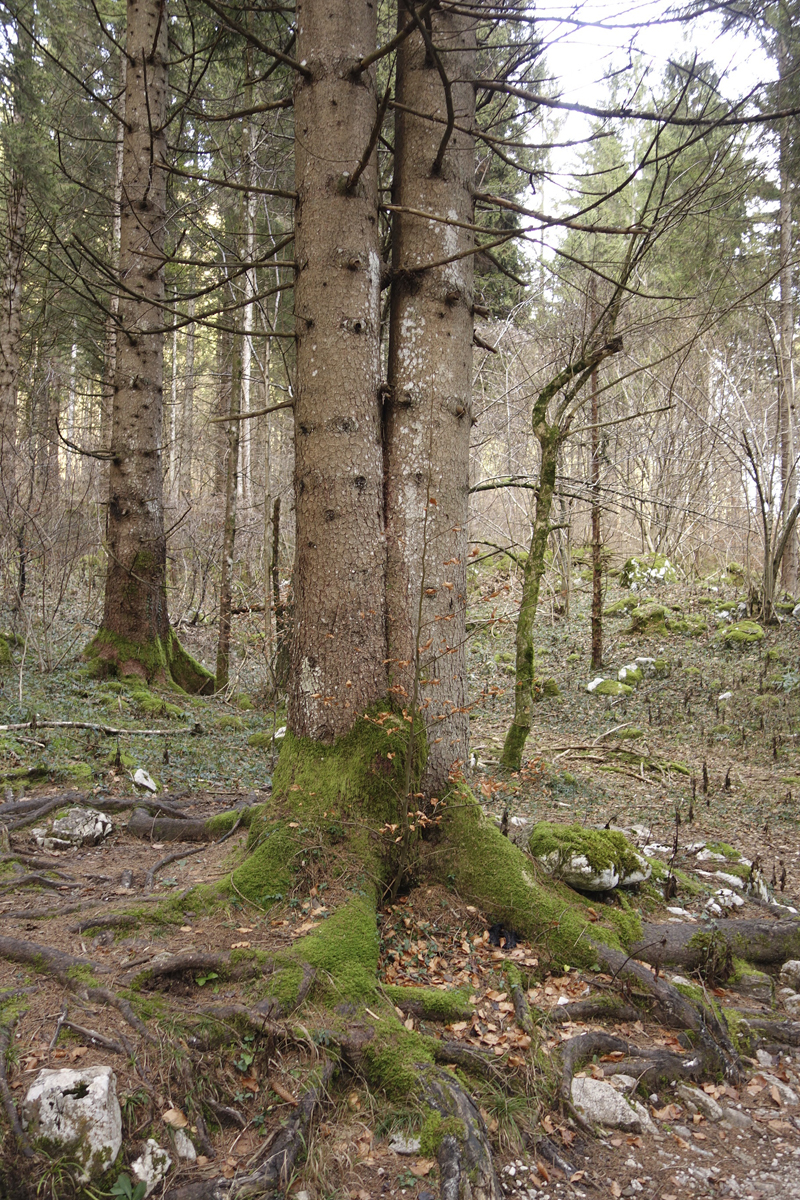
xmin=289 ymin=0 xmax=385 ymax=741
xmin=181 ymin=295 xmax=195 ymax=498
xmin=216 ymin=335 xmax=242 ymax=690
xmin=0 ymin=162 xmax=25 ymax=531
xmin=590 ymin=366 xmax=603 ymax=670
xmin=90 ymin=0 xmax=212 ymax=692
xmin=778 ymin=121 xmax=796 ymax=592
xmin=385 ymin=2 xmax=476 ymax=794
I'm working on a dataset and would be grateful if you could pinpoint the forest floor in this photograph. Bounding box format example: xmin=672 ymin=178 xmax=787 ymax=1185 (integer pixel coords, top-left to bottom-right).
xmin=0 ymin=559 xmax=799 ymax=1200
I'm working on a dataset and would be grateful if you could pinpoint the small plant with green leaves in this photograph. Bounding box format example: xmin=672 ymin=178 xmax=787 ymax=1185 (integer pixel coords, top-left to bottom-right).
xmin=109 ymin=1174 xmax=147 ymax=1200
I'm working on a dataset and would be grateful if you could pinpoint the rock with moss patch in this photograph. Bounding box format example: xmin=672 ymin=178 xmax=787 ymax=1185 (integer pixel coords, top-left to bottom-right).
xmin=603 ymin=596 xmax=641 ymax=617
xmin=586 ymin=678 xmax=633 ymax=697
xmin=0 ymin=635 xmax=11 ymax=666
xmin=627 ymin=601 xmax=668 ymax=634
xmin=715 ymin=620 xmax=764 ymax=647
xmin=132 ymin=1138 xmax=172 ymax=1196
xmin=22 ymin=1065 xmax=122 ymax=1181
xmin=620 ymin=555 xmax=677 ymax=588
xmin=528 ymin=822 xmax=651 ymax=891
xmin=617 ymin=663 xmax=643 ymax=685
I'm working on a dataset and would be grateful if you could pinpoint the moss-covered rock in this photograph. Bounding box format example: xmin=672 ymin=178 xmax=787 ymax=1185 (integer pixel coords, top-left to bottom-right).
xmin=627 ymin=602 xmax=668 ymax=634
xmin=603 ymin=596 xmax=642 ymax=617
xmin=587 ymin=679 xmax=633 ymax=697
xmin=617 ymin=664 xmax=643 ymax=685
xmin=666 ymin=613 xmax=706 ymax=636
xmin=248 ymin=730 xmax=275 ymax=749
xmin=715 ymin=620 xmax=764 ymax=647
xmin=538 ymin=678 xmax=560 ymax=698
xmin=620 ymin=555 xmax=677 ymax=588
xmin=0 ymin=635 xmax=11 ymax=667
xmin=527 ymin=823 xmax=651 ymax=891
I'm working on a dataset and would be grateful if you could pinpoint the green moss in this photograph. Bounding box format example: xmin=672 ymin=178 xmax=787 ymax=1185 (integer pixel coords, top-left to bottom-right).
xmin=66 ymin=964 xmax=99 ymax=986
xmin=610 ymin=727 xmax=645 ymax=740
xmin=225 ymin=819 xmax=295 ymax=907
xmin=617 ymin=666 xmax=643 ymax=685
xmin=0 ymin=635 xmax=11 ymax=667
xmin=205 ymin=806 xmax=263 ymax=836
xmin=105 ymin=749 xmax=135 ymax=770
xmin=248 ymin=731 xmax=275 ymax=749
xmin=667 ymin=761 xmax=691 ymax=776
xmin=754 ymin=694 xmax=781 ymax=711
xmin=432 ymin=796 xmax=636 ymax=970
xmin=715 ymin=620 xmax=764 ymax=647
xmin=705 ymin=842 xmax=739 ymax=860
xmin=592 ymin=680 xmax=633 ymax=696
xmin=627 ymin=602 xmax=668 ymax=634
xmin=294 ymin=896 xmax=379 ymax=1000
xmin=216 ymin=715 xmax=245 ymax=731
xmin=603 ymin=596 xmax=641 ymax=616
xmin=419 ymin=1110 xmax=466 ymax=1157
xmin=666 ymin=613 xmax=706 ymax=636
xmin=235 ymin=694 xmax=254 ymax=710
xmin=527 ymin=823 xmax=644 ymax=877
xmin=85 ymin=627 xmax=214 ymax=694
xmin=383 ymin=985 xmax=474 ymax=1023
xmin=539 ymin=678 xmax=560 ymax=698
xmin=60 ymin=763 xmax=94 ymax=784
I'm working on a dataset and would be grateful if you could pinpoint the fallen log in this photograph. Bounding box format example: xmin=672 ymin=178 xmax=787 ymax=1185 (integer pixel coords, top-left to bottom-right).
xmin=629 ymin=918 xmax=800 ymax=968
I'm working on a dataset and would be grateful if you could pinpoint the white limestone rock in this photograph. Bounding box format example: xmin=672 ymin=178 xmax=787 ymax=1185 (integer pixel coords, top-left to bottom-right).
xmin=571 ymin=1077 xmax=654 ymax=1133
xmin=131 ymin=1139 xmax=172 ymax=1196
xmin=22 ymin=1065 xmax=121 ymax=1181
xmin=51 ymin=807 xmax=113 ymax=847
xmin=675 ymin=1083 xmax=724 ymax=1122
xmin=133 ymin=769 xmax=157 ymax=793
xmin=779 ymin=960 xmax=800 ymax=990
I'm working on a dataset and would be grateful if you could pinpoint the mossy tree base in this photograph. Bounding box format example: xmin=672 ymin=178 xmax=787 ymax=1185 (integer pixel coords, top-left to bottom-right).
xmin=85 ymin=627 xmax=214 ymax=694
xmin=8 ymin=708 xmax=800 ymax=1197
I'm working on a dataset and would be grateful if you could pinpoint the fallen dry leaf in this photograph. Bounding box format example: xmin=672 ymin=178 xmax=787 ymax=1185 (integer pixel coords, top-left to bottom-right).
xmin=163 ymin=1108 xmax=188 ymax=1128
xmin=610 ymin=1182 xmax=621 ymax=1198
xmin=230 ymin=941 xmax=251 ymax=949
xmin=410 ymin=1160 xmax=435 ymax=1177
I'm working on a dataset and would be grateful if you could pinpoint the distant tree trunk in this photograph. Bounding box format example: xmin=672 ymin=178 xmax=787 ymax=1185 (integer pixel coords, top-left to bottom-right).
xmin=500 ymin=423 xmax=560 ymax=772
xmin=0 ymin=153 xmax=25 ymax=530
xmin=590 ymin=366 xmax=603 ymax=670
xmin=778 ymin=121 xmax=796 ymax=592
xmin=216 ymin=335 xmax=242 ymax=690
xmin=385 ymin=3 xmax=476 ymax=794
xmin=289 ymin=0 xmax=385 ymax=740
xmin=181 ymin=295 xmax=195 ymax=498
xmin=215 ymin=324 xmax=233 ymax=496
xmin=89 ymin=0 xmax=212 ymax=692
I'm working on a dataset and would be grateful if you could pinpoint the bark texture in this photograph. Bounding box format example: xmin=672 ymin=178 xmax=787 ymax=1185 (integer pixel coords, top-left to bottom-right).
xmin=385 ymin=3 xmax=476 ymax=792
xmin=99 ymin=0 xmax=171 ymax=664
xmin=290 ymin=0 xmax=386 ymax=740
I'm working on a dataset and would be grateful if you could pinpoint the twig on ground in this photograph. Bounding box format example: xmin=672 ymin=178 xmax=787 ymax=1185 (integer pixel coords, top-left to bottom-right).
xmin=0 ymin=1014 xmax=34 ymax=1157
xmin=145 ymin=843 xmax=209 ymax=893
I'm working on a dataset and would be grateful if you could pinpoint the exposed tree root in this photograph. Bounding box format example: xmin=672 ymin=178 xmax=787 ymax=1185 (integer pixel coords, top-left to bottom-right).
xmin=559 ymin=1031 xmax=704 ymax=1104
xmin=630 ymin=918 xmax=800 ymax=967
xmin=0 ymin=872 xmax=80 ymax=896
xmin=145 ymin=842 xmax=211 ymax=892
xmin=164 ymin=1059 xmax=335 ymax=1200
xmin=55 ymin=1018 xmax=132 ymax=1056
xmin=130 ymin=952 xmax=276 ymax=991
xmin=0 ymin=1014 xmax=33 ymax=1158
xmin=128 ymin=806 xmax=213 ymax=842
xmin=419 ymin=1064 xmax=502 ymax=1200
xmin=0 ymin=934 xmax=109 ymax=983
xmin=546 ymin=997 xmax=640 ymax=1024
xmin=433 ymin=1040 xmax=509 ymax=1086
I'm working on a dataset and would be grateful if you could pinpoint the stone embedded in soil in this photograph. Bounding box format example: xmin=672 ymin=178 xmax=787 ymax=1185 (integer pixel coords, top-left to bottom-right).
xmin=571 ymin=1077 xmax=654 ymax=1133
xmin=780 ymin=960 xmax=800 ymax=990
xmin=675 ymin=1083 xmax=724 ymax=1122
xmin=131 ymin=1138 xmax=172 ymax=1196
xmin=389 ymin=1134 xmax=421 ymax=1155
xmin=32 ymin=806 xmax=113 ymax=850
xmin=22 ymin=1064 xmax=122 ymax=1182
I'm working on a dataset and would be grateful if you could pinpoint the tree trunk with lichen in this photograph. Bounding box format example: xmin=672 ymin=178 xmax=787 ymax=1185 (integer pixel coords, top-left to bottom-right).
xmin=289 ymin=0 xmax=386 ymax=741
xmin=88 ymin=0 xmax=212 ymax=693
xmin=385 ymin=2 xmax=476 ymax=795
